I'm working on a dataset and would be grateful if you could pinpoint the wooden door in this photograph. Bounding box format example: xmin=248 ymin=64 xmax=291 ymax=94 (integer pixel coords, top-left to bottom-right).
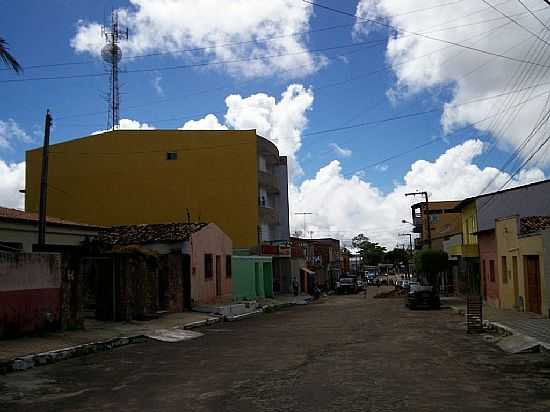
xmin=525 ymin=256 xmax=542 ymax=314
xmin=512 ymin=256 xmax=519 ymax=307
xmin=215 ymin=255 xmax=222 ymax=296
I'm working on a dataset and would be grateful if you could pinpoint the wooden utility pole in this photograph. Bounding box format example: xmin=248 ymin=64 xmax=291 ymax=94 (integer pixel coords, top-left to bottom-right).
xmin=38 ymin=110 xmax=53 ymax=250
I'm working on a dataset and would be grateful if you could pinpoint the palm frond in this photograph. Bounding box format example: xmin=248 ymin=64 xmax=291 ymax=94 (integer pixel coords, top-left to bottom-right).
xmin=0 ymin=37 xmax=22 ymax=74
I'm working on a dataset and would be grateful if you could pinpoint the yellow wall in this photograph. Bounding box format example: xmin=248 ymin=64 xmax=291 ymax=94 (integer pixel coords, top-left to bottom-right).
xmin=496 ymin=217 xmax=546 ymax=315
xmin=462 ymin=201 xmax=478 ymax=247
xmin=26 ymin=130 xmax=259 ymax=249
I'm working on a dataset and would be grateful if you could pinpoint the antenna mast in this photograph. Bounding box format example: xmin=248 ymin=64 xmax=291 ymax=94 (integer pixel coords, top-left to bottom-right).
xmin=101 ymin=11 xmax=128 ymax=130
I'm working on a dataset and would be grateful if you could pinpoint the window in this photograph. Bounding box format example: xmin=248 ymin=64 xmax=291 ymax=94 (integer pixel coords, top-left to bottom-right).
xmin=489 ymin=260 xmax=495 ymax=282
xmin=226 ymin=255 xmax=232 ymax=278
xmin=501 ymin=256 xmax=508 ymax=284
xmin=204 ymin=254 xmax=213 ymax=278
xmin=166 ymin=152 xmax=177 ymax=160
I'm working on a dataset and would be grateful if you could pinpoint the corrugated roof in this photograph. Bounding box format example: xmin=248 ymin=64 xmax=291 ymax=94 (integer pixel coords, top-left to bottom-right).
xmin=99 ymin=222 xmax=208 ymax=245
xmin=0 ymin=206 xmax=103 ymax=229
xmin=520 ymin=216 xmax=550 ymax=235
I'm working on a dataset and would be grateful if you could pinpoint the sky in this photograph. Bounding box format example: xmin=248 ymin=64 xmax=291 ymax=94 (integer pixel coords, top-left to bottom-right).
xmin=1 ymin=0 xmax=550 ymax=248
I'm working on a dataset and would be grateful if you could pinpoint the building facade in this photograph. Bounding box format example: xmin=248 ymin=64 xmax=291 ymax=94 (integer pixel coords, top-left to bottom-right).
xmin=410 ymin=201 xmax=462 ymax=251
xmin=25 ymin=129 xmax=289 ymax=250
xmin=495 ymin=216 xmax=550 ymax=316
xmin=0 ymin=207 xmax=101 ymax=253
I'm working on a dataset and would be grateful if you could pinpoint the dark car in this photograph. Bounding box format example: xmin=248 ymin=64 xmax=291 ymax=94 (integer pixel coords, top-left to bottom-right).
xmin=407 ymin=283 xmax=440 ymax=309
xmin=336 ymin=276 xmax=358 ymax=294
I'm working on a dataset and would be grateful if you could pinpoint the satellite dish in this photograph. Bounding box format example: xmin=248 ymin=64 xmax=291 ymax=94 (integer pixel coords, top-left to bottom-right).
xmin=101 ymin=43 xmax=122 ymax=64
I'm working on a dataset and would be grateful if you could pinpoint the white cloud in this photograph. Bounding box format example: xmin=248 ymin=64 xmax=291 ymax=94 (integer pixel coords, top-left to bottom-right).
xmin=181 ymin=84 xmax=314 ymax=177
xmin=71 ymin=0 xmax=323 ymax=78
xmin=330 ymin=143 xmax=352 ymax=157
xmin=0 ymin=119 xmax=32 ymax=150
xmin=0 ymin=160 xmax=25 ymax=209
xmin=289 ymin=139 xmax=545 ymax=248
xmin=354 ymin=0 xmax=550 ymax=166
xmin=93 ymin=118 xmax=155 ymax=134
xmin=179 ymin=114 xmax=228 ymax=130
xmin=375 ymin=164 xmax=388 ymax=172
xmin=152 ymin=74 xmax=164 ymax=96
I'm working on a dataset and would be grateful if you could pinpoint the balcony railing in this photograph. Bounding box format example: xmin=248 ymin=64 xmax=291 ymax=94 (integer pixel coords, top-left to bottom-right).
xmin=258 ymin=170 xmax=280 ymax=194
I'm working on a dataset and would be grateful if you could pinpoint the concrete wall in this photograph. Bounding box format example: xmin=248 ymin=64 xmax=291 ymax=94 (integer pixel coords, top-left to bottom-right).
xmin=26 ymin=130 xmax=259 ymax=249
xmin=478 ymin=231 xmax=499 ymax=307
xmin=0 ymin=220 xmax=98 ymax=252
xmin=0 ymin=252 xmax=62 ymax=337
xmin=232 ymin=255 xmax=273 ymax=300
xmin=477 ymin=180 xmax=550 ymax=232
xmin=189 ymin=224 xmax=233 ymax=305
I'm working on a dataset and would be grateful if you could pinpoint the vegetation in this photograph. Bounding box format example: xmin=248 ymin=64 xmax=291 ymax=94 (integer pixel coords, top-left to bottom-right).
xmin=414 ymin=249 xmax=448 ymax=289
xmin=0 ymin=37 xmax=22 ymax=73
xmin=351 ymin=234 xmax=387 ymax=266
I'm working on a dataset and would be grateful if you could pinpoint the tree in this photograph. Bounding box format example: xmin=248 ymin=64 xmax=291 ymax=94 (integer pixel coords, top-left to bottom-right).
xmin=414 ymin=249 xmax=449 ymax=292
xmin=352 ymin=234 xmax=387 ymax=266
xmin=384 ymin=247 xmax=408 ymax=266
xmin=0 ymin=37 xmax=22 ymax=73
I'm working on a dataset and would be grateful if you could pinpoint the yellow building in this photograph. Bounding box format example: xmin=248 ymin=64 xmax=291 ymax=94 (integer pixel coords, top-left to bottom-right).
xmin=410 ymin=200 xmax=462 ymax=250
xmin=447 ymin=199 xmax=479 ymax=258
xmin=25 ymin=130 xmax=290 ymax=250
xmin=495 ymin=216 xmax=550 ymax=316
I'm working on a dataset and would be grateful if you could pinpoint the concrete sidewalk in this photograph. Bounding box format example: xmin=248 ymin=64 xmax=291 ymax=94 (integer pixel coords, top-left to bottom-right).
xmin=0 ymin=312 xmax=220 ymax=374
xmin=443 ymin=296 xmax=550 ymax=348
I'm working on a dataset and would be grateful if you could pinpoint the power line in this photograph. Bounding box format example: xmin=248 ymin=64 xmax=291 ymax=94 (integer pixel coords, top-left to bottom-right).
xmin=303 ymin=0 xmax=550 ymax=69
xmin=516 ymin=0 xmax=550 ymax=31
xmin=480 ymin=0 xmax=550 ymax=45
xmin=0 ymin=38 xmax=384 ymax=83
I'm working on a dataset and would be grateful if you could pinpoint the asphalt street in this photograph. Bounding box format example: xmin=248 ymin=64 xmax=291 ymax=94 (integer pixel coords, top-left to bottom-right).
xmin=1 ymin=290 xmax=550 ymax=411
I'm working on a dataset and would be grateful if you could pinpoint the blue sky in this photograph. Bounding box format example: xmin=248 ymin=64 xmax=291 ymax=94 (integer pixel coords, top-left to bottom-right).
xmin=1 ymin=0 xmax=549 ymax=246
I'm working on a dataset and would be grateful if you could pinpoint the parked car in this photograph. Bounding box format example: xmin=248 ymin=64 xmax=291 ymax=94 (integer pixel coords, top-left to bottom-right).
xmin=407 ymin=282 xmax=440 ymax=309
xmin=336 ymin=276 xmax=358 ymax=294
xmin=355 ymin=278 xmax=364 ymax=290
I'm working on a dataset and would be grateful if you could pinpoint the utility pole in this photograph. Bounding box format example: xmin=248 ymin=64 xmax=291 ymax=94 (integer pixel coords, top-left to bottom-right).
xmin=405 ymin=191 xmax=431 ymax=249
xmin=294 ymin=212 xmax=312 ymax=238
xmin=398 ymin=233 xmax=412 ymax=251
xmin=38 ymin=110 xmax=53 ymax=250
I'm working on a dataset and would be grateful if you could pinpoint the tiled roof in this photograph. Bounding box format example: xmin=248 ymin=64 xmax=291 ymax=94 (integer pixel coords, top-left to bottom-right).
xmin=520 ymin=216 xmax=550 ymax=235
xmin=99 ymin=222 xmax=208 ymax=245
xmin=0 ymin=206 xmax=103 ymax=229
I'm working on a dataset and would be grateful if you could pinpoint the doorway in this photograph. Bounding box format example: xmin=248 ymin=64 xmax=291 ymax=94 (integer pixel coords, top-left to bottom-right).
xmin=512 ymin=256 xmax=519 ymax=308
xmin=525 ymin=255 xmax=542 ymax=314
xmin=215 ymin=255 xmax=222 ymax=296
xmin=182 ymin=254 xmax=192 ymax=310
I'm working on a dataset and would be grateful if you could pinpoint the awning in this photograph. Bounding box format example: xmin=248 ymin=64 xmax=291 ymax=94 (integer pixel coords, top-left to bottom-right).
xmin=300 ymin=267 xmax=315 ymax=275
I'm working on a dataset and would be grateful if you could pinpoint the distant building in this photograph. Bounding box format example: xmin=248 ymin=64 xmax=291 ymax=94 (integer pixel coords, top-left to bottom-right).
xmin=25 ymin=129 xmax=289 ymax=250
xmin=0 ymin=206 xmax=101 ymax=253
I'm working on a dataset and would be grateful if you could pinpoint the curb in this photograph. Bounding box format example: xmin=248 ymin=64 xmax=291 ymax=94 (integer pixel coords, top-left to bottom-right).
xmin=0 ymin=316 xmax=222 ymax=375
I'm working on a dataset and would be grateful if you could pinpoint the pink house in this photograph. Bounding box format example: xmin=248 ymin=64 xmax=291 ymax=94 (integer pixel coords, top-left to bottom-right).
xmin=479 ymin=230 xmax=499 ymax=307
xmin=100 ymin=222 xmax=233 ymax=307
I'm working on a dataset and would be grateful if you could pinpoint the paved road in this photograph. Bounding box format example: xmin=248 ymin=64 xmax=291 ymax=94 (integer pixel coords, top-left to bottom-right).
xmin=2 ymin=291 xmax=550 ymax=411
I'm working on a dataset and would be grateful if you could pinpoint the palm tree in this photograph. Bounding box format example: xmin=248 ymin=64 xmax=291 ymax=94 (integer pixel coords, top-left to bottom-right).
xmin=0 ymin=37 xmax=22 ymax=73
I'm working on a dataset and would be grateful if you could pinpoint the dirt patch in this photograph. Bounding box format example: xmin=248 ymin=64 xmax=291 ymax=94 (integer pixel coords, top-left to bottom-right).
xmin=374 ymin=289 xmax=407 ymax=299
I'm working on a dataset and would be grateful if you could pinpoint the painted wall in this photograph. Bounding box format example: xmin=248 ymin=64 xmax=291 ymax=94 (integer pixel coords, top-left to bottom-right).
xmin=0 ymin=252 xmax=62 ymax=337
xmin=462 ymin=201 xmax=478 ymax=248
xmin=231 ymin=255 xmax=273 ymax=300
xmin=496 ymin=217 xmax=548 ymax=315
xmin=0 ymin=220 xmax=98 ymax=252
xmin=478 ymin=230 xmax=499 ymax=307
xmin=477 ymin=180 xmax=550 ymax=232
xmin=188 ymin=224 xmax=233 ymax=305
xmin=26 ymin=130 xmax=259 ymax=249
